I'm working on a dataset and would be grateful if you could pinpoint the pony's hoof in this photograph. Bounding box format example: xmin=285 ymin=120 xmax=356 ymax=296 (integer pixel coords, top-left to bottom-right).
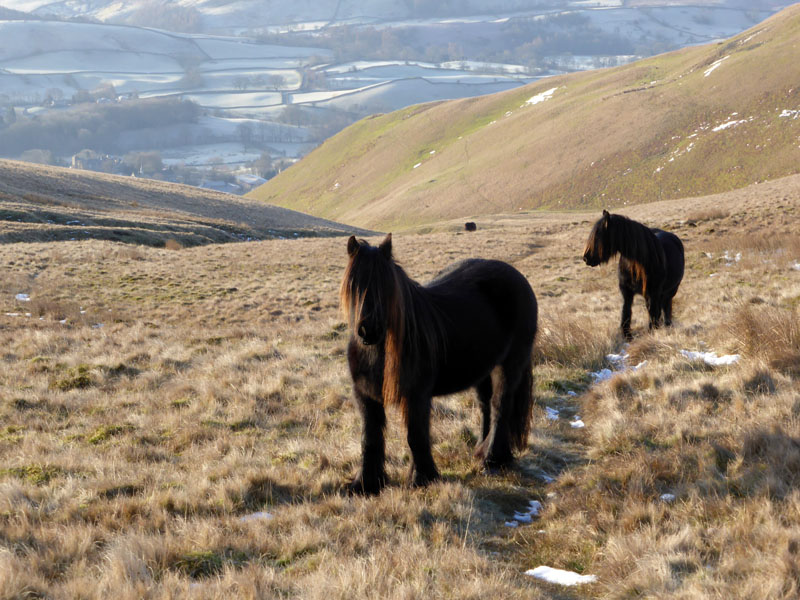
xmin=483 ymin=455 xmax=514 ymax=474
xmin=346 ymin=476 xmax=385 ymax=496
xmin=408 ymin=468 xmax=440 ymax=488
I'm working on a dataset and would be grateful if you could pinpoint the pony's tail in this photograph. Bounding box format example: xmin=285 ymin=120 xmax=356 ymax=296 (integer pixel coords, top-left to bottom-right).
xmin=509 ymin=357 xmax=534 ymax=452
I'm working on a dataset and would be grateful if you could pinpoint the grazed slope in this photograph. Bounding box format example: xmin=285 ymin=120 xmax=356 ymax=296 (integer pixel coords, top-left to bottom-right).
xmin=0 ymin=159 xmax=371 ymax=246
xmin=249 ymin=4 xmax=800 ymax=230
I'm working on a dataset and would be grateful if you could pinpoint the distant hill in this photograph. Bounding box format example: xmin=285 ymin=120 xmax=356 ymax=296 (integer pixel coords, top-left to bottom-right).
xmin=248 ymin=4 xmax=800 ymax=230
xmin=0 ymin=160 xmax=371 ymax=246
xmin=0 ymin=6 xmax=33 ymax=20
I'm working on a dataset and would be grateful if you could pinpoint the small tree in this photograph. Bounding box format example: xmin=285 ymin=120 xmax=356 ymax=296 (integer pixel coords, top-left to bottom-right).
xmin=249 ymin=152 xmax=274 ymax=178
xmin=123 ymin=151 xmax=163 ymax=176
xmin=4 ymin=106 xmax=17 ymax=125
xmin=268 ymin=74 xmax=285 ymax=90
xmin=236 ymin=122 xmax=254 ymax=150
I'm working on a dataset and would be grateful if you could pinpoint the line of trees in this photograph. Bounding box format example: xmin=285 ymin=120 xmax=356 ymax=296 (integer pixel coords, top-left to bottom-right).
xmin=122 ymin=1 xmax=203 ymax=33
xmin=260 ymin=13 xmax=642 ymax=70
xmin=0 ymin=98 xmax=199 ymax=157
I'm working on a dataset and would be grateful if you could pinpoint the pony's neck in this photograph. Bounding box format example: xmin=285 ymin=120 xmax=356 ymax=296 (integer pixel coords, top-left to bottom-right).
xmin=611 ymin=216 xmax=663 ymax=269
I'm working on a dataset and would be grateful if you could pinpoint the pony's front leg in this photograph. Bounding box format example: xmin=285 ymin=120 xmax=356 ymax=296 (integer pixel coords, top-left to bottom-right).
xmin=473 ymin=377 xmax=492 ymax=458
xmin=405 ymin=394 xmax=440 ymax=487
xmin=349 ymin=392 xmax=388 ymax=495
xmin=620 ymin=286 xmax=634 ymax=340
xmin=663 ymin=296 xmax=674 ymax=327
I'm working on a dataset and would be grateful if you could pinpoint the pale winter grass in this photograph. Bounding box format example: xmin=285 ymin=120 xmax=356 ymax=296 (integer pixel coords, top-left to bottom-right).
xmin=1 ymin=189 xmax=799 ymax=597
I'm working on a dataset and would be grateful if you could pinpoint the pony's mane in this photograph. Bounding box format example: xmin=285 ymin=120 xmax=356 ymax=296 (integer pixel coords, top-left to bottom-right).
xmin=587 ymin=213 xmax=666 ymax=295
xmin=608 ymin=214 xmax=665 ymax=266
xmin=341 ymin=246 xmax=446 ymax=414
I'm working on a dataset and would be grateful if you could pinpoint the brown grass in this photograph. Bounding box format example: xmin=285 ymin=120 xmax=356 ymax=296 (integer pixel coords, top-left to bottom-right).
xmin=0 ymin=183 xmax=798 ymax=597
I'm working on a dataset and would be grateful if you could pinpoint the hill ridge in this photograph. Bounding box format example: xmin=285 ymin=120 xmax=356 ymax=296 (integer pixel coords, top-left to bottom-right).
xmin=248 ymin=3 xmax=800 ymax=230
xmin=0 ymin=159 xmax=372 ymax=246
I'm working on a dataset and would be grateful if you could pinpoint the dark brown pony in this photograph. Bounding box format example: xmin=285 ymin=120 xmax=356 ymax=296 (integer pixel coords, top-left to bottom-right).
xmin=341 ymin=234 xmax=538 ymax=495
xmin=583 ymin=210 xmax=684 ymax=339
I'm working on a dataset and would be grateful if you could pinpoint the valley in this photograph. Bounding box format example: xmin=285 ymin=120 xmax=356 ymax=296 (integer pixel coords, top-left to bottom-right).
xmin=1 ymin=1 xmax=792 ymax=191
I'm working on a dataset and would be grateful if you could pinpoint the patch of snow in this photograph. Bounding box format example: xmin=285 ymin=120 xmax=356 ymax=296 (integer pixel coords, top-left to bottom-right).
xmin=592 ymin=347 xmax=647 ymax=383
xmin=712 ymin=119 xmax=747 ymax=132
xmin=413 ymin=162 xmax=422 ymax=169
xmin=740 ymin=31 xmax=762 ymax=45
xmin=525 ymin=565 xmax=598 ymax=586
xmin=704 ymin=55 xmax=729 ymax=77
xmin=513 ymin=512 xmax=533 ymax=523
xmin=590 ymin=368 xmax=614 ymax=383
xmin=792 ymin=261 xmax=800 ymax=271
xmin=526 ymin=87 xmax=558 ymax=105
xmin=6 ymin=313 xmax=21 ymax=317
xmin=567 ymin=390 xmax=578 ymax=397
xmin=239 ymin=511 xmax=273 ymax=523
xmin=723 ymin=251 xmax=742 ymax=265
xmin=779 ymin=109 xmax=800 ymax=120
xmin=510 ymin=499 xmax=543 ymax=525
xmin=571 ymin=418 xmax=586 ymax=429
xmin=545 ymin=406 xmax=560 ymax=420
xmin=606 ymin=352 xmax=627 ymax=368
xmin=660 ymin=493 xmax=676 ymax=503
xmin=15 ymin=294 xmax=30 ymax=302
xmin=680 ymin=350 xmax=740 ymax=366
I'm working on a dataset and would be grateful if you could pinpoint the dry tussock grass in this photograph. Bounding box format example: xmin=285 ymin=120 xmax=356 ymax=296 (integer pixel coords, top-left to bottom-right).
xmin=0 ymin=189 xmax=798 ymax=597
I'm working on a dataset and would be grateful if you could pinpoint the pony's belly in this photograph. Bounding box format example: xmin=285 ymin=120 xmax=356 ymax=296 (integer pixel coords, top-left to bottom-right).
xmin=430 ymin=351 xmax=500 ymax=396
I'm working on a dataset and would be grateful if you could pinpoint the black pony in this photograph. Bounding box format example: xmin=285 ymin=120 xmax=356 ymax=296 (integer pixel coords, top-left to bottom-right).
xmin=341 ymin=234 xmax=538 ymax=495
xmin=583 ymin=210 xmax=684 ymax=339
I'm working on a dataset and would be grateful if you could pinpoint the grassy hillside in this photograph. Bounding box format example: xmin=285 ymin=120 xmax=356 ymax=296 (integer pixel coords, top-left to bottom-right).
xmin=249 ymin=4 xmax=800 ymax=230
xmin=1 ymin=176 xmax=798 ymax=597
xmin=0 ymin=159 xmax=371 ymax=246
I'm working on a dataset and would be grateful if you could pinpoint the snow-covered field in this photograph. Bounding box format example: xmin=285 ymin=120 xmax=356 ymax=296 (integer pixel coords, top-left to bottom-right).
xmin=160 ymin=143 xmax=264 ymax=167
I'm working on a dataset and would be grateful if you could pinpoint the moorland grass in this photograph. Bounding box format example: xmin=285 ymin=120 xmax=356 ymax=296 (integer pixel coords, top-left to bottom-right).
xmin=0 ymin=185 xmax=798 ymax=597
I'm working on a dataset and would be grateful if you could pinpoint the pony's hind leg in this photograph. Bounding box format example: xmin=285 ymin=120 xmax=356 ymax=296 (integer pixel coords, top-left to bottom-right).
xmin=481 ymin=366 xmax=516 ymax=471
xmin=405 ymin=394 xmax=440 ymax=487
xmin=349 ymin=391 xmax=388 ymax=495
xmin=645 ymin=293 xmax=663 ymax=330
xmin=473 ymin=377 xmax=492 ymax=459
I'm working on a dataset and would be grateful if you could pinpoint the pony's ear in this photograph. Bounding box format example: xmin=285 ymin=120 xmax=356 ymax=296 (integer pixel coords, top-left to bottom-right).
xmin=379 ymin=233 xmax=392 ymax=259
xmin=602 ymin=209 xmax=610 ymax=219
xmin=347 ymin=235 xmax=359 ymax=257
